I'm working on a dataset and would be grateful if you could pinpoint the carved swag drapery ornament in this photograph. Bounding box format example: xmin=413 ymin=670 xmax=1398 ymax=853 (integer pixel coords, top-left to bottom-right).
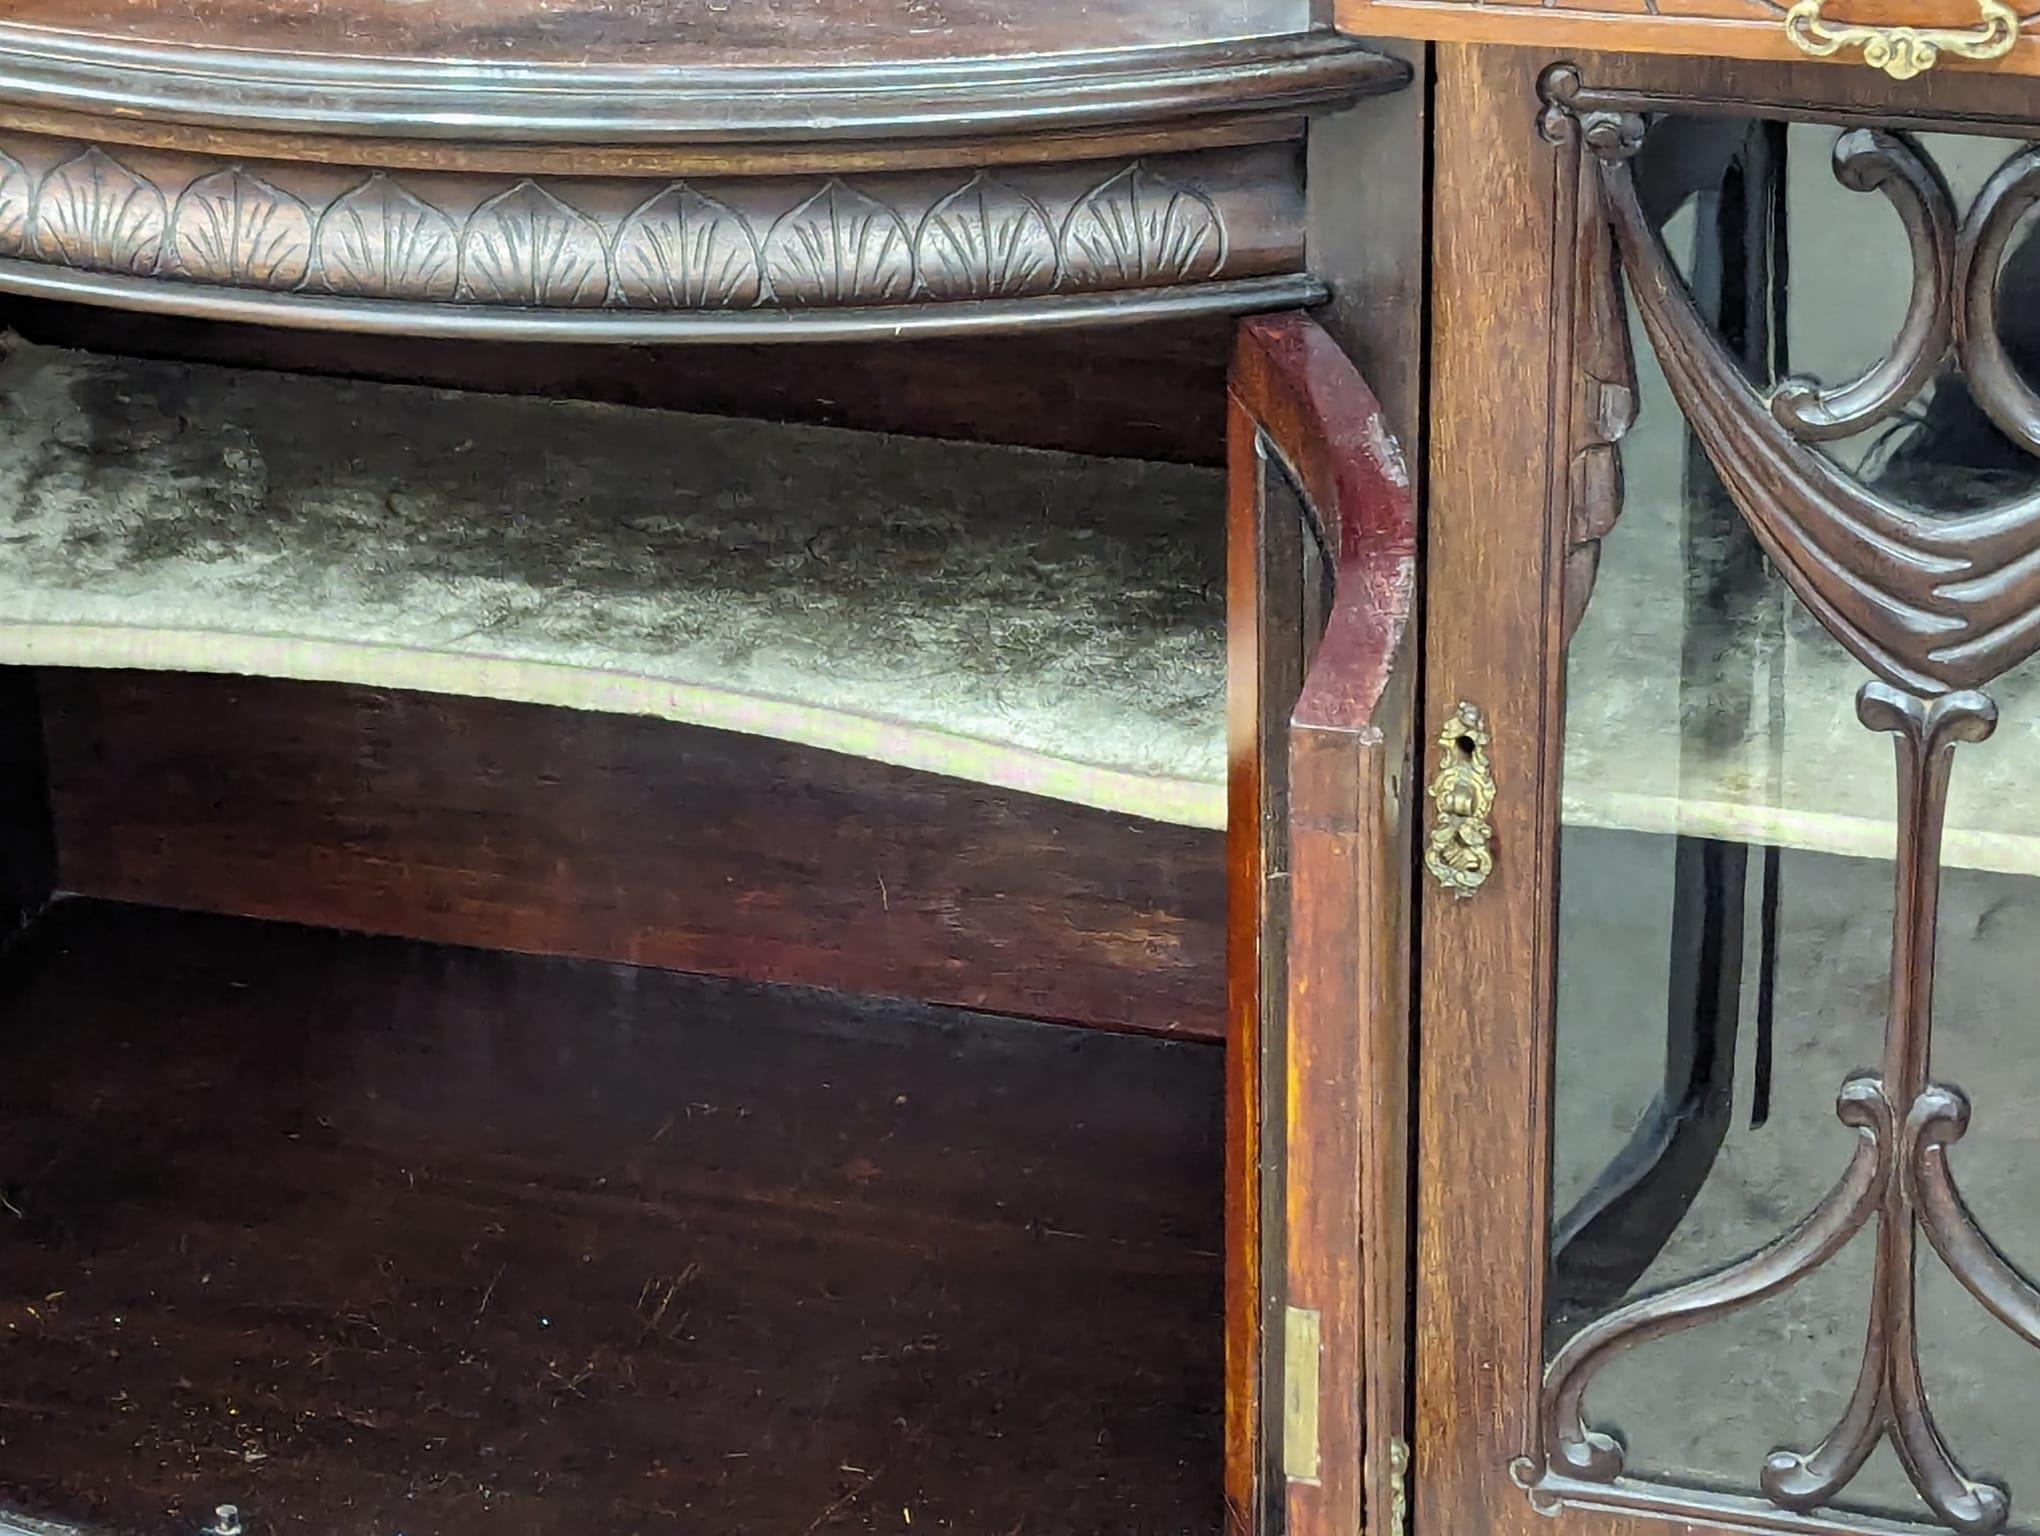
xmin=1537 ymin=78 xmax=2040 ymax=1536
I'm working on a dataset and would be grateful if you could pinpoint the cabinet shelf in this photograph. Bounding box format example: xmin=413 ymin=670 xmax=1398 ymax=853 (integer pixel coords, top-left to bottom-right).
xmin=0 ymin=342 xmax=1225 ymax=827
xmin=1564 ymin=497 xmax=2040 ymax=875
xmin=0 ymin=900 xmax=1224 ymax=1536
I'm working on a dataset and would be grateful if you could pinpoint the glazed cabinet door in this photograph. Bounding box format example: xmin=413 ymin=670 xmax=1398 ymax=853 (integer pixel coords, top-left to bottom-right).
xmin=1419 ymin=43 xmax=2040 ymax=1536
xmin=1224 ymin=313 xmax=1417 ymax=1536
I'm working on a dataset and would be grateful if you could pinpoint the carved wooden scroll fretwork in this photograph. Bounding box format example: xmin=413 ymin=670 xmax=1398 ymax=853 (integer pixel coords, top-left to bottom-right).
xmin=1588 ymin=116 xmax=2040 ymax=700
xmin=1535 ymin=88 xmax=2040 ymax=1536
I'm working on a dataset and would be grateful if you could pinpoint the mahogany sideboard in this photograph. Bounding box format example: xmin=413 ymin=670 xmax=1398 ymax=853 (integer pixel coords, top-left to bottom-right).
xmin=0 ymin=5 xmax=1430 ymax=1536
xmin=14 ymin=6 xmax=2040 ymax=1536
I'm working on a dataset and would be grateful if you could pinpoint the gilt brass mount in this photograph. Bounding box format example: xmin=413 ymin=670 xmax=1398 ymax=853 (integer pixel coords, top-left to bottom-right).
xmin=1424 ymin=702 xmax=1496 ymax=898
xmin=1386 ymin=1436 xmax=1410 ymax=1536
xmin=1784 ymin=0 xmax=2018 ymax=79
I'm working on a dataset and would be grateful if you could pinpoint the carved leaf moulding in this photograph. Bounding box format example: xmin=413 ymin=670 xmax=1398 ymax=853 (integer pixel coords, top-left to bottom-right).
xmin=170 ymin=167 xmax=314 ymax=289
xmin=916 ymin=173 xmax=1057 ymax=301
xmin=315 ymin=173 xmax=459 ymax=303
xmin=0 ymin=136 xmax=1275 ymax=312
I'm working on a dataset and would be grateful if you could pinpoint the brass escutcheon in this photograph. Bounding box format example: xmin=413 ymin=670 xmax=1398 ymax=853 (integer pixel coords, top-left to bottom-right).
xmin=1784 ymin=0 xmax=2019 ymax=78
xmin=1424 ymin=702 xmax=1495 ymax=898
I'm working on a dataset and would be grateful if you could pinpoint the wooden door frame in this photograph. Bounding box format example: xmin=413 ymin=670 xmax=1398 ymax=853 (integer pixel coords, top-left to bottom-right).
xmin=1226 ymin=310 xmax=1419 ymax=1536
xmin=1417 ymin=41 xmax=2040 ymax=1536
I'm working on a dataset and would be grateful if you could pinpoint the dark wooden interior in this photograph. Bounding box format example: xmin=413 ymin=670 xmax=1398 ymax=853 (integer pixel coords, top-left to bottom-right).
xmin=0 ymin=900 xmax=1225 ymax=1536
xmin=0 ymin=247 xmax=1248 ymax=1525
xmin=39 ymin=671 xmax=1223 ymax=1041
xmin=0 ymin=278 xmax=1242 ymax=1529
xmin=4 ymin=303 xmax=1235 ymax=468
xmin=0 ymin=276 xmax=1238 ymax=1044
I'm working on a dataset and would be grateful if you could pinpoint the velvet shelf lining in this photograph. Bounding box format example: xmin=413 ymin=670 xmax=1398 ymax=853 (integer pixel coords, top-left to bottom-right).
xmin=0 ymin=340 xmax=1228 ymax=828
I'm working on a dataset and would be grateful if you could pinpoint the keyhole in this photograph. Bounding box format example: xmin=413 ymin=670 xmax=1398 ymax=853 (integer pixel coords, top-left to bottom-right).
xmin=1454 ymin=733 xmax=1477 ymax=758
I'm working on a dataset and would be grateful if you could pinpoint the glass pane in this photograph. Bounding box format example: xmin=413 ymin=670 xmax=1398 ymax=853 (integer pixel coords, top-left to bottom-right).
xmin=1548 ymin=118 xmax=2040 ymax=1530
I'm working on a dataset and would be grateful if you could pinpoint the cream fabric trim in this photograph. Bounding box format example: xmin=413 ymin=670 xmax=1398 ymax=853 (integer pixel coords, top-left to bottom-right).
xmin=1 ymin=622 xmax=1227 ymax=829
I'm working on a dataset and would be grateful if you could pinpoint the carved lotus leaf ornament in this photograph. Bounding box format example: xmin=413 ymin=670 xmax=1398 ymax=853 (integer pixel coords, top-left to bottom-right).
xmin=614 ymin=183 xmax=763 ymax=310
xmin=34 ymin=147 xmax=166 ymax=277
xmin=1064 ymin=162 xmax=1226 ymax=288
xmin=0 ymin=127 xmax=1269 ymax=329
xmin=1535 ymin=90 xmax=2040 ymax=1536
xmin=461 ymin=180 xmax=609 ymax=308
xmin=171 ymin=167 xmax=314 ymax=290
xmin=0 ymin=150 xmax=31 ymax=258
xmin=763 ymin=180 xmax=916 ymax=307
xmin=316 ymin=173 xmax=460 ymax=302
xmin=918 ymin=173 xmax=1058 ymax=300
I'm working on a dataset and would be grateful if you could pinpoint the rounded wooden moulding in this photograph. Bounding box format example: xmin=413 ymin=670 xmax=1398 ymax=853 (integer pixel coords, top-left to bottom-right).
xmin=0 ymin=17 xmax=1404 ymax=341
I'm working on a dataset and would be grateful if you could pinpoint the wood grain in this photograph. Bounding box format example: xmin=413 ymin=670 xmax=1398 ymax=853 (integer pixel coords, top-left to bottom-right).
xmin=1404 ymin=43 xmax=2040 ymax=1536
xmin=1222 ymin=326 xmax=1305 ymax=1533
xmin=0 ymin=23 xmax=1401 ymax=162
xmin=41 ymin=671 xmax=1225 ymax=1040
xmin=1416 ymin=41 xmax=1573 ymax=1536
xmin=1234 ymin=313 xmax=1416 ymax=1536
xmin=0 ymin=899 xmax=1226 ymax=1536
xmin=0 ymin=0 xmax=1302 ymax=67
xmin=1304 ymin=39 xmax=1431 ymax=462
xmin=1220 ymin=311 xmax=1416 ymax=1536
xmin=1334 ymin=0 xmax=2040 ymax=76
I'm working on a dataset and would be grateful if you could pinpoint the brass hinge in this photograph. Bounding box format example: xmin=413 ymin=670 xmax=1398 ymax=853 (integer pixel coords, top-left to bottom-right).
xmin=1283 ymin=1308 xmax=1413 ymax=1534
xmin=1282 ymin=1305 xmax=1321 ymax=1485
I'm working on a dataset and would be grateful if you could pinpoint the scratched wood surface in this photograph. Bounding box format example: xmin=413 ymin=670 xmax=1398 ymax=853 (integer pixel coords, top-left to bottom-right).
xmin=0 ymin=900 xmax=1226 ymax=1536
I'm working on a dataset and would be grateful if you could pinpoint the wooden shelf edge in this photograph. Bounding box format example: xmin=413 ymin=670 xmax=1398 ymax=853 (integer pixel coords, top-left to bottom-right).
xmin=0 ymin=29 xmax=1409 ymax=145
xmin=0 ymin=264 xmax=1330 ymax=343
